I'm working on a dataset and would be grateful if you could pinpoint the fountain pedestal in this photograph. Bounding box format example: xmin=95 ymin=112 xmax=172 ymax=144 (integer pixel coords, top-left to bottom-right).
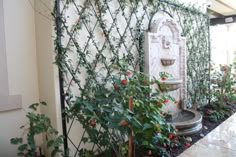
xmin=144 ymin=12 xmax=202 ymax=135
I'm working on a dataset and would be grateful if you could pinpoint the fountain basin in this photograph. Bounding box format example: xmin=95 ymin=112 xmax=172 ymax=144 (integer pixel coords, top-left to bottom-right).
xmin=168 ymin=110 xmax=202 ymax=136
xmin=161 ymin=58 xmax=176 ymax=66
xmin=159 ymin=79 xmax=182 ymax=91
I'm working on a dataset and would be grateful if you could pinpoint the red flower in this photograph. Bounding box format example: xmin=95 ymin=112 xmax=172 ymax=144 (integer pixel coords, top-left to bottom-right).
xmin=156 ymin=101 xmax=162 ymax=105
xmin=127 ymin=71 xmax=131 ymax=76
xmin=206 ymin=110 xmax=211 ymax=115
xmin=171 ymin=144 xmax=174 ymax=148
xmin=164 ymin=99 xmax=169 ymax=103
xmin=223 ymin=67 xmax=228 ymax=71
xmin=89 ymin=120 xmax=96 ymax=126
xmin=185 ymin=143 xmax=191 ymax=147
xmin=120 ymin=120 xmax=128 ymax=126
xmin=143 ymin=80 xmax=147 ymax=84
xmin=173 ymin=139 xmax=178 ymax=143
xmin=224 ymin=97 xmax=229 ymax=102
xmin=114 ymin=84 xmax=119 ymax=89
xmin=121 ymin=79 xmax=127 ymax=85
xmin=163 ymin=143 xmax=167 ymax=147
xmin=174 ymin=100 xmax=179 ymax=104
xmin=151 ymin=81 xmax=155 ymax=85
xmin=161 ymin=77 xmax=167 ymax=81
xmin=147 ymin=150 xmax=152 ymax=156
xmin=168 ymin=133 xmax=174 ymax=139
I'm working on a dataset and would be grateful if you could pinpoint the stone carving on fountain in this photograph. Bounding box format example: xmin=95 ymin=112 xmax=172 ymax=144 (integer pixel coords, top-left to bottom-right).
xmin=144 ymin=12 xmax=202 ymax=135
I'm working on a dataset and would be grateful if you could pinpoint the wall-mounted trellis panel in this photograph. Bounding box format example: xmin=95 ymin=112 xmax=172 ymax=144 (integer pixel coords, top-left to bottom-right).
xmin=54 ymin=0 xmax=210 ymax=155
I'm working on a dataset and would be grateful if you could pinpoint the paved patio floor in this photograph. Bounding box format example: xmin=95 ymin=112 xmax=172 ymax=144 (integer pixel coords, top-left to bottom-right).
xmin=179 ymin=113 xmax=236 ymax=157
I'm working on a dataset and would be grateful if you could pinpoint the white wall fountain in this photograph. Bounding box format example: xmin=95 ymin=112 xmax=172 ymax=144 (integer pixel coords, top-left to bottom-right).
xmin=144 ymin=12 xmax=202 ymax=135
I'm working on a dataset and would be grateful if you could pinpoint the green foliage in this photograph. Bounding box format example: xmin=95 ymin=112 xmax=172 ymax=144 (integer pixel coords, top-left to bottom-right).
xmin=65 ymin=69 xmax=178 ymax=156
xmin=207 ymin=110 xmax=225 ymax=122
xmin=210 ymin=64 xmax=236 ymax=105
xmin=10 ymin=102 xmax=64 ymax=157
xmin=79 ymin=149 xmax=95 ymax=157
xmin=203 ymin=63 xmax=236 ymax=122
xmin=53 ymin=0 xmax=210 ymax=156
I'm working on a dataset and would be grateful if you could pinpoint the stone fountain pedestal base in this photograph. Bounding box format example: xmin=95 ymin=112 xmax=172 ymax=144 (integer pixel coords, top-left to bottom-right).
xmin=167 ymin=110 xmax=202 ymax=136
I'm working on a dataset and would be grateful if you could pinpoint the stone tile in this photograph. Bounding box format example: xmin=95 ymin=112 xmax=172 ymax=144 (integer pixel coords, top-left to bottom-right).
xmin=227 ymin=114 xmax=236 ymax=123
xmin=178 ymin=152 xmax=194 ymax=157
xmin=181 ymin=143 xmax=236 ymax=157
xmin=179 ymin=113 xmax=236 ymax=157
xmin=178 ymin=144 xmax=199 ymax=156
xmin=197 ymin=133 xmax=236 ymax=151
xmin=213 ymin=121 xmax=236 ymax=137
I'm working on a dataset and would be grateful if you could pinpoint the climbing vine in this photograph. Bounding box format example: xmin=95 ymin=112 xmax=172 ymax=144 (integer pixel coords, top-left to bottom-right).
xmin=53 ymin=0 xmax=210 ymax=155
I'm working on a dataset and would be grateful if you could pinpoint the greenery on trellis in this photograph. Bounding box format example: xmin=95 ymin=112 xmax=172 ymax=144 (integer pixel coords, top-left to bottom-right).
xmin=53 ymin=0 xmax=210 ymax=156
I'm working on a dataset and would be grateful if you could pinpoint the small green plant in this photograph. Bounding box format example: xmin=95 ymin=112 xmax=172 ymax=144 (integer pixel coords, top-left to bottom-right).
xmin=10 ymin=102 xmax=64 ymax=157
xmin=208 ymin=110 xmax=225 ymax=122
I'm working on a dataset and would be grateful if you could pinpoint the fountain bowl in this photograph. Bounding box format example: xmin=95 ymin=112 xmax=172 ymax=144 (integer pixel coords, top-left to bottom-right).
xmin=161 ymin=58 xmax=176 ymax=66
xmin=168 ymin=109 xmax=202 ymax=136
xmin=159 ymin=79 xmax=182 ymax=91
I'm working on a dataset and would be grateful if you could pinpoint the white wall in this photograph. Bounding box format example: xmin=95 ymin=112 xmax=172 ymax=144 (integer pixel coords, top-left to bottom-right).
xmin=34 ymin=0 xmax=63 ymax=155
xmin=211 ymin=23 xmax=236 ymax=65
xmin=0 ymin=0 xmax=39 ymax=156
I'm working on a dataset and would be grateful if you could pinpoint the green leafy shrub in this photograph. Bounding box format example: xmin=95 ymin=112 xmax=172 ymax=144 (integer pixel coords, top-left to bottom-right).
xmin=65 ymin=69 xmax=177 ymax=157
xmin=10 ymin=102 xmax=64 ymax=157
xmin=204 ymin=63 xmax=236 ymax=121
xmin=207 ymin=110 xmax=225 ymax=122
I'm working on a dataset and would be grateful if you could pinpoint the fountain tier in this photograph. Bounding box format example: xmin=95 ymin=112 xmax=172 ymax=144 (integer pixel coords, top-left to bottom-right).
xmin=159 ymin=79 xmax=182 ymax=92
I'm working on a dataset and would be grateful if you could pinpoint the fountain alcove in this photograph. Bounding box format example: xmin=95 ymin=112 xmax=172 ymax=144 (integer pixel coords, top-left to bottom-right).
xmin=144 ymin=13 xmax=202 ymax=135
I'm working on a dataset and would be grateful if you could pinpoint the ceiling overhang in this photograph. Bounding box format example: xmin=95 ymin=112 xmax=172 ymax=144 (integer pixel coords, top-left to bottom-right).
xmin=207 ymin=0 xmax=236 ymax=25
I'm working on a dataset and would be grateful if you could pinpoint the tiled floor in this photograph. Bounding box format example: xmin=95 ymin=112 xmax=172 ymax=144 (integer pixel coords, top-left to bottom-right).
xmin=179 ymin=113 xmax=236 ymax=157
